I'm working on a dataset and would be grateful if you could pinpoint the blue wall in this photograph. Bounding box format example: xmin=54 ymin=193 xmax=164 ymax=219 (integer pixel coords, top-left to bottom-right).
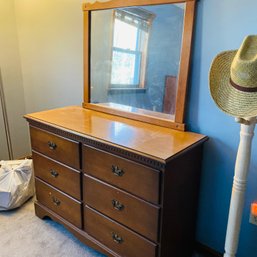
xmin=187 ymin=0 xmax=257 ymax=256
xmin=145 ymin=4 xmax=184 ymax=112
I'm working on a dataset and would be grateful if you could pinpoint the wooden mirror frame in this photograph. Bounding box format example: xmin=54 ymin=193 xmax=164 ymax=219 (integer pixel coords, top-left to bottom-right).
xmin=82 ymin=0 xmax=196 ymax=131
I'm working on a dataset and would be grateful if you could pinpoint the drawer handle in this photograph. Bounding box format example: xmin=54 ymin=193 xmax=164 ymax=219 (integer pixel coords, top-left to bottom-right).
xmin=52 ymin=196 xmax=61 ymax=206
xmin=111 ymin=165 xmax=124 ymax=177
xmin=112 ymin=199 xmax=124 ymax=211
xmin=112 ymin=232 xmax=123 ymax=244
xmin=48 ymin=141 xmax=57 ymax=150
xmin=50 ymin=169 xmax=59 ymax=178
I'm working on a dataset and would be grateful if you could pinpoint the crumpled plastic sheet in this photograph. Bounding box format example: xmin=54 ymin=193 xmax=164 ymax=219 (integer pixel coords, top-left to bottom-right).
xmin=0 ymin=159 xmax=34 ymax=211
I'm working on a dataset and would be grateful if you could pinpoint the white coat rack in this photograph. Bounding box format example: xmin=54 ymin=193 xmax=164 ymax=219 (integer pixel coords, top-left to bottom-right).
xmin=224 ymin=117 xmax=257 ymax=257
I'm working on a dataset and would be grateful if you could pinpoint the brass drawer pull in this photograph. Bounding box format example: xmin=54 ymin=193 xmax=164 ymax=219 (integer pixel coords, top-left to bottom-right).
xmin=48 ymin=141 xmax=57 ymax=150
xmin=112 ymin=232 xmax=123 ymax=244
xmin=50 ymin=169 xmax=59 ymax=178
xmin=111 ymin=165 xmax=124 ymax=177
xmin=112 ymin=199 xmax=124 ymax=211
xmin=52 ymin=196 xmax=61 ymax=206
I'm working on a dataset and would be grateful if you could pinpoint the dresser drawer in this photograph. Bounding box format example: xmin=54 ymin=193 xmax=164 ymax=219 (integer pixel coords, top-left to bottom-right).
xmin=83 ymin=146 xmax=160 ymax=204
xmin=30 ymin=126 xmax=80 ymax=169
xmin=84 ymin=175 xmax=159 ymax=242
xmin=84 ymin=206 xmax=157 ymax=257
xmin=33 ymin=151 xmax=81 ymax=200
xmin=35 ymin=178 xmax=82 ymax=228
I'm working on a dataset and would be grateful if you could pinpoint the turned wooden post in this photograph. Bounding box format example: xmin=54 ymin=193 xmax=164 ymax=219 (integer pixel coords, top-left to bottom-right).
xmin=224 ymin=117 xmax=256 ymax=257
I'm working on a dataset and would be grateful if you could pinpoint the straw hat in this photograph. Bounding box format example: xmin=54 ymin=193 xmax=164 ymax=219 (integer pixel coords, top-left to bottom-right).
xmin=209 ymin=35 xmax=257 ymax=118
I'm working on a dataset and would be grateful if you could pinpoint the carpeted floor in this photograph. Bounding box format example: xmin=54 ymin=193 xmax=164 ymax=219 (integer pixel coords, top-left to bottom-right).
xmin=0 ymin=198 xmax=202 ymax=257
xmin=0 ymin=198 xmax=105 ymax=257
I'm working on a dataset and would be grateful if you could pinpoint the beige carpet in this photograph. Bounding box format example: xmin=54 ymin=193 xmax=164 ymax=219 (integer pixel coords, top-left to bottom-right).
xmin=0 ymin=198 xmax=105 ymax=257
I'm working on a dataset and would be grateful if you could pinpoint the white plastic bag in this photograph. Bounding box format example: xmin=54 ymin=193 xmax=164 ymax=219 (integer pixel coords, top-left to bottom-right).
xmin=0 ymin=159 xmax=34 ymax=210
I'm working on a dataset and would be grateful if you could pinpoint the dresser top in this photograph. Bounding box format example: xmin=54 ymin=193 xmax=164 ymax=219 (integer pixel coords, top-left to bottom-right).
xmin=25 ymin=106 xmax=207 ymax=162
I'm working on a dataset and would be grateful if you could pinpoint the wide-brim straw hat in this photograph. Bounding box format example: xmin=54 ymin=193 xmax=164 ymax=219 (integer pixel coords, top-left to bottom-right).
xmin=209 ymin=35 xmax=257 ymax=118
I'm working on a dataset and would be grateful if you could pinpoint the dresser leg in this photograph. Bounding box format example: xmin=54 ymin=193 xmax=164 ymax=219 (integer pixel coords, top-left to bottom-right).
xmin=34 ymin=201 xmax=50 ymax=219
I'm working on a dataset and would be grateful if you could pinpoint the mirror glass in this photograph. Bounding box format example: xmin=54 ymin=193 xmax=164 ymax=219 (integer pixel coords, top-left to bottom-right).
xmin=90 ymin=3 xmax=185 ymax=119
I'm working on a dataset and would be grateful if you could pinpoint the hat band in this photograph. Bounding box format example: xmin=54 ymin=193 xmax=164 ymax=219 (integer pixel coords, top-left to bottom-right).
xmin=230 ymin=78 xmax=257 ymax=92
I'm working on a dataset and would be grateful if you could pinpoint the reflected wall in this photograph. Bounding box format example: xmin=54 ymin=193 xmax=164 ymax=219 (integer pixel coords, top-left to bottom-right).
xmin=90 ymin=3 xmax=184 ymax=115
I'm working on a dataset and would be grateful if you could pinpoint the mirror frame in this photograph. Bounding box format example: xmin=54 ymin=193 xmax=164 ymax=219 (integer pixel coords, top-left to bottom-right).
xmin=83 ymin=0 xmax=196 ymax=131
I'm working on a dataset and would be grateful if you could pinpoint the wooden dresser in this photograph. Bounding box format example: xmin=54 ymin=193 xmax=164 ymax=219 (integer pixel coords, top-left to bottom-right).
xmin=25 ymin=106 xmax=207 ymax=257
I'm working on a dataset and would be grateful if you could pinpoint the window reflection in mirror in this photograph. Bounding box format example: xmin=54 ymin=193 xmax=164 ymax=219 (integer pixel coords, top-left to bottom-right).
xmin=90 ymin=3 xmax=185 ymax=117
xmin=111 ymin=8 xmax=154 ymax=87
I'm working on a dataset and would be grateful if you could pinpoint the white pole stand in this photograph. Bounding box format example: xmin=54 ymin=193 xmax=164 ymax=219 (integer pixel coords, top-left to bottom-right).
xmin=224 ymin=117 xmax=257 ymax=257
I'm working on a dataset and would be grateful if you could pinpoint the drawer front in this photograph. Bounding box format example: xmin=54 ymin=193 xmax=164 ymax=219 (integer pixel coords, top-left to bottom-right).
xmin=84 ymin=206 xmax=157 ymax=257
xmin=83 ymin=146 xmax=160 ymax=204
xmin=30 ymin=126 xmax=80 ymax=170
xmin=35 ymin=178 xmax=82 ymax=228
xmin=84 ymin=175 xmax=159 ymax=242
xmin=33 ymin=151 xmax=81 ymax=200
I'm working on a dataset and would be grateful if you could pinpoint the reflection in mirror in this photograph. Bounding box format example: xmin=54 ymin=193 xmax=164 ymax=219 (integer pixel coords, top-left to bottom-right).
xmin=90 ymin=3 xmax=185 ymax=118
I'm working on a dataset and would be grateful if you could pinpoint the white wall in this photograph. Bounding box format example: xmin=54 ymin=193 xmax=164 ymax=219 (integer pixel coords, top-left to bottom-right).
xmin=15 ymin=0 xmax=84 ymax=113
xmin=0 ymin=0 xmax=84 ymax=159
xmin=0 ymin=0 xmax=30 ymax=159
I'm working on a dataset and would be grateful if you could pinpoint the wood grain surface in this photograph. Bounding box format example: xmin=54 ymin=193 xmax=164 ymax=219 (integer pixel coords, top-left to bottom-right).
xmin=33 ymin=151 xmax=81 ymax=200
xmin=25 ymin=106 xmax=207 ymax=162
xmin=35 ymin=178 xmax=82 ymax=228
xmin=84 ymin=174 xmax=160 ymax=242
xmin=30 ymin=126 xmax=80 ymax=169
xmin=84 ymin=206 xmax=157 ymax=257
xmin=83 ymin=145 xmax=160 ymax=204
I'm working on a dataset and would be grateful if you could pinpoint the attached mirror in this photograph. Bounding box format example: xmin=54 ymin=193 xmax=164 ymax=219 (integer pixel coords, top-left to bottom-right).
xmin=83 ymin=0 xmax=196 ymax=130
